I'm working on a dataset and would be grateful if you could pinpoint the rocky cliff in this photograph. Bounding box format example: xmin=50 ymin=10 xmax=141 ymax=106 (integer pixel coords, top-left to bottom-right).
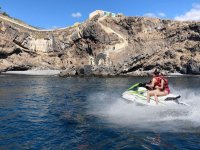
xmin=0 ymin=11 xmax=200 ymax=76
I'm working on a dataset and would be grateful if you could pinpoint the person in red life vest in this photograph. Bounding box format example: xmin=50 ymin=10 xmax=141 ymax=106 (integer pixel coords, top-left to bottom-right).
xmin=145 ymin=69 xmax=161 ymax=90
xmin=158 ymin=72 xmax=170 ymax=94
xmin=146 ymin=71 xmax=170 ymax=104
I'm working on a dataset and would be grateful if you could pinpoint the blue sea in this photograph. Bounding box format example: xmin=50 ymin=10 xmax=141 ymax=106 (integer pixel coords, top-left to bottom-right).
xmin=0 ymin=75 xmax=200 ymax=149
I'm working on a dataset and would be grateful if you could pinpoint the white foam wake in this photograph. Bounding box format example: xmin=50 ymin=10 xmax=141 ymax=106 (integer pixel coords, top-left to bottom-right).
xmin=87 ymin=89 xmax=200 ymax=133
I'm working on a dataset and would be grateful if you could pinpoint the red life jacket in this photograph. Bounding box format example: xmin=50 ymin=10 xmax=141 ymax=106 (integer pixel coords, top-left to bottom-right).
xmin=159 ymin=76 xmax=170 ymax=93
xmin=153 ymin=76 xmax=161 ymax=87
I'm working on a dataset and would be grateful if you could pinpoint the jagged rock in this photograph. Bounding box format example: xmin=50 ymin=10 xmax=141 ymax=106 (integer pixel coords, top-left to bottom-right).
xmin=76 ymin=67 xmax=85 ymax=75
xmin=59 ymin=68 xmax=76 ymax=77
xmin=83 ymin=23 xmax=104 ymax=43
xmin=84 ymin=65 xmax=92 ymax=75
xmin=93 ymin=66 xmax=114 ymax=76
xmin=1 ymin=11 xmax=200 ymax=76
xmin=8 ymin=64 xmax=31 ymax=71
xmin=180 ymin=65 xmax=187 ymax=74
xmin=164 ymin=50 xmax=176 ymax=59
xmin=188 ymin=33 xmax=200 ymax=41
xmin=189 ymin=23 xmax=200 ymax=33
xmin=71 ymin=31 xmax=82 ymax=42
xmin=187 ymin=60 xmax=200 ymax=74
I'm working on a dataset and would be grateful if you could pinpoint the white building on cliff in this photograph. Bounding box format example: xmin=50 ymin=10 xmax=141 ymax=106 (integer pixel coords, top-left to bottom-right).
xmin=89 ymin=10 xmax=116 ymax=19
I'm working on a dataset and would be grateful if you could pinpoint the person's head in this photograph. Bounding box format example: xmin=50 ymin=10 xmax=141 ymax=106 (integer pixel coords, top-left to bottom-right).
xmin=153 ymin=69 xmax=160 ymax=76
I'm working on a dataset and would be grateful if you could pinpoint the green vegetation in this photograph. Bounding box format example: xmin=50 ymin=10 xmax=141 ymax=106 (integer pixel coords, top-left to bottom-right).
xmin=0 ymin=6 xmax=7 ymax=16
xmin=0 ymin=6 xmax=2 ymax=13
xmin=2 ymin=12 xmax=10 ymax=17
xmin=0 ymin=6 xmax=11 ymax=17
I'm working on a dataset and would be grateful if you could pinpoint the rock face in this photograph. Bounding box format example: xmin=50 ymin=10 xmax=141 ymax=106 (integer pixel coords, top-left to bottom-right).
xmin=0 ymin=11 xmax=200 ymax=76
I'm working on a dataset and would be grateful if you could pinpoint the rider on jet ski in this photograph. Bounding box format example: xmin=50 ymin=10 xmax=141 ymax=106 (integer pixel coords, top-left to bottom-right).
xmin=146 ymin=69 xmax=170 ymax=104
xmin=145 ymin=69 xmax=161 ymax=90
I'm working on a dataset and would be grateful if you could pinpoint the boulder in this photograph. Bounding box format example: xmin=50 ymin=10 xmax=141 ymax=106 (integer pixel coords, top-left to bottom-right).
xmin=187 ymin=60 xmax=200 ymax=74
xmin=59 ymin=68 xmax=77 ymax=77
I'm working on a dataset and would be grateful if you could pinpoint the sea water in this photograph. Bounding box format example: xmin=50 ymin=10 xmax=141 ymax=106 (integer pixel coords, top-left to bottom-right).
xmin=0 ymin=75 xmax=200 ymax=149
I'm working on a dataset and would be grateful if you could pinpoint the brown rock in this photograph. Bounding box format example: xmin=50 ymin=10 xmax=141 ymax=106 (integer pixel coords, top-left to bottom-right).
xmin=0 ymin=11 xmax=200 ymax=75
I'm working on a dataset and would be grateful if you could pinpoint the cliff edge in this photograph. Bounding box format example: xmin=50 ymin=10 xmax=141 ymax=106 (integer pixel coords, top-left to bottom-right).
xmin=0 ymin=10 xmax=200 ymax=76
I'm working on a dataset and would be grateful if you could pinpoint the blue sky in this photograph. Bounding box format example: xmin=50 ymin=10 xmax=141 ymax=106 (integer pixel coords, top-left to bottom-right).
xmin=1 ymin=0 xmax=200 ymax=29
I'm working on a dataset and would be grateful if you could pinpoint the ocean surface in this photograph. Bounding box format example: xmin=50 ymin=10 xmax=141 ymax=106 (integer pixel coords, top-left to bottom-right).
xmin=0 ymin=75 xmax=200 ymax=149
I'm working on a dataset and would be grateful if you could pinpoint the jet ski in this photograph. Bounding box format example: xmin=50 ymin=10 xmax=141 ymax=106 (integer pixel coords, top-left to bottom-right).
xmin=122 ymin=82 xmax=188 ymax=106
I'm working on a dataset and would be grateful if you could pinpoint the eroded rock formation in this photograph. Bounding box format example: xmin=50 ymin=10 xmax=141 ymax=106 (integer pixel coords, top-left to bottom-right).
xmin=0 ymin=11 xmax=200 ymax=76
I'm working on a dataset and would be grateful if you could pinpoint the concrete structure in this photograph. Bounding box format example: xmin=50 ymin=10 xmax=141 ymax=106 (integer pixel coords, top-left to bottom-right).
xmin=29 ymin=38 xmax=53 ymax=52
xmin=89 ymin=10 xmax=116 ymax=19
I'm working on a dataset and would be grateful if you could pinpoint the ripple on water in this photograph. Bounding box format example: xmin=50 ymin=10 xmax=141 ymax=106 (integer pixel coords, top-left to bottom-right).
xmin=0 ymin=76 xmax=200 ymax=149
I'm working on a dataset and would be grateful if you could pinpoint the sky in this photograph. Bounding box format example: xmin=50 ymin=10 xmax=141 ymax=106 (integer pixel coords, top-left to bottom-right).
xmin=0 ymin=0 xmax=200 ymax=29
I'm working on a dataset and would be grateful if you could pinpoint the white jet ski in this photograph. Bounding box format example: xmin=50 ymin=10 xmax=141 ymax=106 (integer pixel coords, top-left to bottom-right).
xmin=122 ymin=82 xmax=188 ymax=106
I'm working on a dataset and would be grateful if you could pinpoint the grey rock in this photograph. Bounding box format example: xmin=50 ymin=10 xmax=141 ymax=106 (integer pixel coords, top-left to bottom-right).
xmin=187 ymin=60 xmax=200 ymax=74
xmin=59 ymin=68 xmax=77 ymax=77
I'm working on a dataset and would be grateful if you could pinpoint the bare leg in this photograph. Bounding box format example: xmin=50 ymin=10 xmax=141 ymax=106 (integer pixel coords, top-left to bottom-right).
xmin=147 ymin=91 xmax=150 ymax=103
xmin=156 ymin=91 xmax=168 ymax=97
xmin=147 ymin=90 xmax=157 ymax=103
xmin=154 ymin=93 xmax=158 ymax=104
xmin=154 ymin=90 xmax=168 ymax=105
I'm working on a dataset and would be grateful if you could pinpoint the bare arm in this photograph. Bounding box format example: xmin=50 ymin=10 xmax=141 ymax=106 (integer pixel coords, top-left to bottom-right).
xmin=158 ymin=79 xmax=164 ymax=90
xmin=146 ymin=78 xmax=156 ymax=88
